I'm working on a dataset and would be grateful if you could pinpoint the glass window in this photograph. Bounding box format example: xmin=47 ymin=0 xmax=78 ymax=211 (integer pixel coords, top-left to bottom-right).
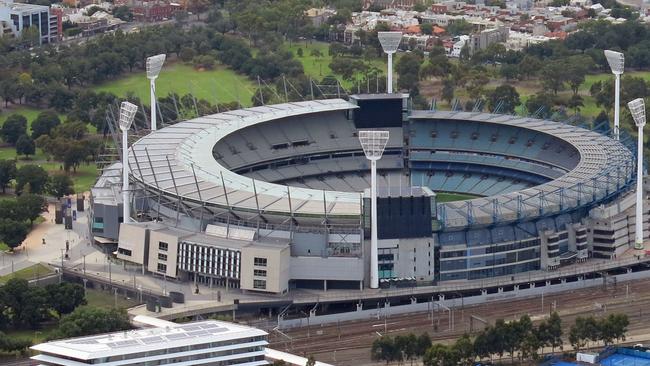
xmin=253 ymin=257 xmax=267 ymax=267
xmin=159 ymin=242 xmax=169 ymax=251
xmin=253 ymin=279 xmax=266 ymax=289
xmin=157 ymin=263 xmax=167 ymax=272
xmin=158 ymin=253 xmax=167 ymax=261
xmin=253 ymin=269 xmax=266 ymax=277
xmin=118 ymin=248 xmax=132 ymax=256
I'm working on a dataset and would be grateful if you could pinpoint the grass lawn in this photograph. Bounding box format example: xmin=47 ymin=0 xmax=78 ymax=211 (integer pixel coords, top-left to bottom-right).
xmin=93 ymin=63 xmax=256 ymax=107
xmin=84 ymin=287 xmax=141 ymax=310
xmin=286 ymin=40 xmax=386 ymax=90
xmin=0 ymin=146 xmax=48 ymax=161
xmin=0 ymin=263 xmax=55 ymax=284
xmin=436 ymin=192 xmax=480 ymax=202
xmin=4 ymin=323 xmax=58 ymax=344
xmin=14 ymin=161 xmax=98 ymax=193
xmin=0 ymin=105 xmax=68 ymax=130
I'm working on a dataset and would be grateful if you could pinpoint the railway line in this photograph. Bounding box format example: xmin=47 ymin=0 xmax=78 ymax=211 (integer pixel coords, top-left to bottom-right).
xmin=268 ymin=277 xmax=650 ymax=365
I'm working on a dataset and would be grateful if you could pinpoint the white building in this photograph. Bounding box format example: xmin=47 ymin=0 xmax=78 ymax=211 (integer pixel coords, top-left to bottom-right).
xmin=0 ymin=0 xmax=57 ymax=44
xmin=506 ymin=31 xmax=551 ymax=51
xmin=31 ymin=320 xmax=269 ymax=366
xmin=450 ymin=35 xmax=470 ymax=57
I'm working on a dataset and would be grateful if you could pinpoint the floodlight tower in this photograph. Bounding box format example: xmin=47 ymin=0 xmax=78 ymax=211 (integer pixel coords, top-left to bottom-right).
xmin=146 ymin=54 xmax=166 ymax=131
xmin=119 ymin=101 xmax=138 ymax=223
xmin=605 ymin=50 xmax=625 ymax=140
xmin=359 ymin=130 xmax=390 ymax=289
xmin=628 ymin=98 xmax=646 ymax=250
xmin=377 ymin=32 xmax=402 ymax=93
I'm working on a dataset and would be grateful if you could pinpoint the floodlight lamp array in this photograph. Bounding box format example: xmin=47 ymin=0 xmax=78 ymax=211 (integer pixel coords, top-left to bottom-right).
xmin=378 ymin=32 xmax=402 ymax=53
xmin=628 ymin=98 xmax=646 ymax=127
xmin=119 ymin=101 xmax=138 ymax=131
xmin=146 ymin=54 xmax=166 ymax=79
xmin=604 ymin=50 xmax=624 ymax=75
xmin=359 ymin=130 xmax=390 ymax=160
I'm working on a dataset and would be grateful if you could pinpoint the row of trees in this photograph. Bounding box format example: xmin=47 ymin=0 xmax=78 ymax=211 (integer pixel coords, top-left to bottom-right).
xmin=371 ymin=333 xmax=433 ymax=365
xmin=0 ymin=160 xmax=73 ymax=196
xmin=0 ymin=278 xmax=132 ymax=354
xmin=371 ymin=312 xmax=629 ymax=365
xmin=0 ymin=279 xmax=85 ymax=329
xmin=569 ymin=314 xmax=630 ymax=351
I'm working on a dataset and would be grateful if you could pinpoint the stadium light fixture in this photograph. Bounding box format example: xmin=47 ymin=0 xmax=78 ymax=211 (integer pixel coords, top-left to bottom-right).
xmin=377 ymin=32 xmax=402 ymax=94
xmin=628 ymin=98 xmax=645 ymax=250
xmin=146 ymin=54 xmax=166 ymax=131
xmin=119 ymin=101 xmax=138 ymax=224
xmin=605 ymin=50 xmax=624 ymax=140
xmin=359 ymin=130 xmax=390 ymax=289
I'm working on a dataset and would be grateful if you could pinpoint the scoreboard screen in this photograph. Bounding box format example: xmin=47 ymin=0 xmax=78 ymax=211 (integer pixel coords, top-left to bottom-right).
xmin=351 ymin=95 xmax=404 ymax=128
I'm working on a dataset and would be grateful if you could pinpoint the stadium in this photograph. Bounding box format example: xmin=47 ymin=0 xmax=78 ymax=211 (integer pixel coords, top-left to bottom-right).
xmin=90 ymin=93 xmax=648 ymax=295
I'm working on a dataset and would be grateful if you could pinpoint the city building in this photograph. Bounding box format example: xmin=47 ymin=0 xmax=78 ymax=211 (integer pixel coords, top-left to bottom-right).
xmin=469 ymin=25 xmax=509 ymax=54
xmin=31 ymin=319 xmax=269 ymax=366
xmin=0 ymin=0 xmax=58 ymax=44
xmin=130 ymin=0 xmax=179 ymax=22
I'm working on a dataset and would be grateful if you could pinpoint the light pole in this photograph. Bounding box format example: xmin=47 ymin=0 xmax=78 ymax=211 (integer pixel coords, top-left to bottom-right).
xmin=628 ymin=98 xmax=646 ymax=250
xmin=146 ymin=54 xmax=166 ymax=131
xmin=359 ymin=130 xmax=390 ymax=289
xmin=119 ymin=101 xmax=138 ymax=223
xmin=377 ymin=32 xmax=402 ymax=93
xmin=605 ymin=50 xmax=625 ymax=140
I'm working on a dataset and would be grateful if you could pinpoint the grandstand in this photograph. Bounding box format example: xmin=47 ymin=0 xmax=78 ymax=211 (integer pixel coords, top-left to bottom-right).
xmin=89 ymin=95 xmax=648 ymax=294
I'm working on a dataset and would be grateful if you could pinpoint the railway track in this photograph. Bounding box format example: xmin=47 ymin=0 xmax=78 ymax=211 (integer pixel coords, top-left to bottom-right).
xmin=268 ymin=277 xmax=650 ymax=365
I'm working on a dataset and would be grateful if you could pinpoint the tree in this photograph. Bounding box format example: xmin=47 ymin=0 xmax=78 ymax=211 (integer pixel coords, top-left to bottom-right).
xmin=15 ymin=134 xmax=35 ymax=158
xmin=454 ymin=334 xmax=475 ymax=365
xmin=567 ymin=94 xmax=584 ymax=114
xmin=0 ymin=218 xmax=29 ymax=250
xmin=46 ymin=283 xmax=87 ymax=316
xmin=569 ymin=316 xmax=588 ymax=352
xmin=54 ymin=307 xmax=131 ymax=339
xmin=112 ymin=6 xmax=133 ymax=21
xmin=305 ymin=355 xmax=316 ymax=366
xmin=371 ymin=337 xmax=398 ymax=364
xmin=31 ymin=111 xmax=61 ymax=139
xmin=488 ymin=84 xmax=520 ymax=114
xmin=47 ymin=174 xmax=74 ymax=199
xmin=1 ymin=114 xmax=27 ymax=145
xmin=424 ymin=343 xmax=458 ymax=366
xmin=18 ymin=285 xmax=51 ymax=328
xmin=447 ymin=19 xmax=473 ymax=36
xmin=547 ymin=312 xmax=563 ymax=353
xmin=16 ymin=194 xmax=46 ymax=225
xmin=526 ymin=93 xmax=555 ymax=119
xmin=395 ymin=52 xmax=422 ymax=92
xmin=0 ymin=160 xmax=16 ymax=194
xmin=15 ymin=165 xmax=48 ymax=194
xmin=420 ymin=23 xmax=433 ymax=35
xmin=541 ymin=60 xmax=567 ymax=95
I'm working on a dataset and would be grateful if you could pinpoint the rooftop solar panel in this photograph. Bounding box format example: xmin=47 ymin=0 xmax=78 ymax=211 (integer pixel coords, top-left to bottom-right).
xmin=165 ymin=333 xmax=189 ymax=341
xmin=107 ymin=340 xmax=140 ymax=348
xmin=141 ymin=336 xmax=165 ymax=344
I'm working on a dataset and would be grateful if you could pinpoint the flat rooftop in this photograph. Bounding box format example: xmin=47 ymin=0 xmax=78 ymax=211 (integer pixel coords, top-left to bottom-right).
xmin=31 ymin=320 xmax=267 ymax=360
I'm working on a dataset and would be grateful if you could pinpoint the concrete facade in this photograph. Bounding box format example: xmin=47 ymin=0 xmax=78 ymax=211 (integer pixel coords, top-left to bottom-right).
xmin=241 ymin=244 xmax=290 ymax=294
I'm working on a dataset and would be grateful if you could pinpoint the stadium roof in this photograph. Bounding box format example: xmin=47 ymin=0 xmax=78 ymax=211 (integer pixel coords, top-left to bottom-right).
xmin=411 ymin=110 xmax=635 ymax=228
xmin=128 ymin=99 xmax=362 ymax=223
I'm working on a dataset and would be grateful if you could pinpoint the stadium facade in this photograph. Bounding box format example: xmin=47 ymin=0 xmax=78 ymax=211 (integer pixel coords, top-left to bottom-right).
xmin=89 ymin=95 xmax=649 ymax=294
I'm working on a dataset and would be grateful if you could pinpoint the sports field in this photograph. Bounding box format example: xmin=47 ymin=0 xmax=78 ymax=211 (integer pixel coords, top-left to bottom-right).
xmin=435 ymin=191 xmax=479 ymax=202
xmin=93 ymin=63 xmax=256 ymax=106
